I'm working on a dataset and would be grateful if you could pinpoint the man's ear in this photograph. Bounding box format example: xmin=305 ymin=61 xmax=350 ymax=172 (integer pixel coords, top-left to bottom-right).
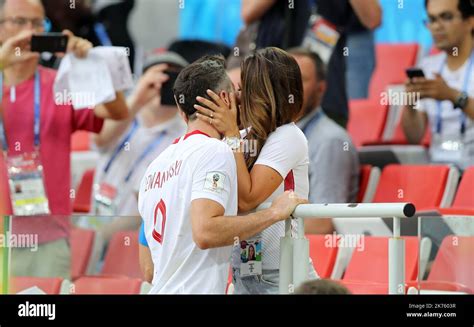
xmin=219 ymin=90 xmax=230 ymax=106
xmin=317 ymin=81 xmax=327 ymax=98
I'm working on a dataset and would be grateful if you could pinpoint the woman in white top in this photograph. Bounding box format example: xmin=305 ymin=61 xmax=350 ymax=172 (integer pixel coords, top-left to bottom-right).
xmin=195 ymin=47 xmax=318 ymax=294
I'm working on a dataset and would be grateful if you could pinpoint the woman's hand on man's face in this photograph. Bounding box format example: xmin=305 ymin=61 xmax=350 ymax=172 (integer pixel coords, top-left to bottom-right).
xmin=194 ymin=89 xmax=240 ymax=137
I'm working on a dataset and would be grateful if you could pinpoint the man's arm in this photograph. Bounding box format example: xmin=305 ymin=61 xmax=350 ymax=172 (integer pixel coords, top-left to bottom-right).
xmin=241 ymin=0 xmax=277 ymax=25
xmin=402 ymin=78 xmax=429 ymax=144
xmin=349 ymin=0 xmax=382 ymax=30
xmin=448 ymin=92 xmax=474 ymax=121
xmin=401 ymin=105 xmax=428 ymax=144
xmin=139 ymin=244 xmax=154 ymax=283
xmin=93 ymin=92 xmax=129 ymax=121
xmin=191 ymin=191 xmax=306 ymax=250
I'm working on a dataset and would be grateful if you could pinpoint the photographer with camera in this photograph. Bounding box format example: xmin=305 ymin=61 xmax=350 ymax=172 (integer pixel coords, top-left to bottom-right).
xmin=0 ymin=0 xmax=129 ymax=278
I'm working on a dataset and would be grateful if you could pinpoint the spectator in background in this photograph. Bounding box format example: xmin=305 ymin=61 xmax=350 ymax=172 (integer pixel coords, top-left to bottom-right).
xmin=243 ymin=0 xmax=310 ymax=50
xmin=289 ymin=48 xmax=359 ymax=235
xmin=84 ymin=52 xmax=187 ymax=258
xmin=346 ymin=0 xmax=382 ymax=99
xmin=0 ymin=0 xmax=128 ymax=279
xmin=294 ymin=279 xmax=351 ymax=294
xmin=227 ymin=0 xmax=310 ymax=69
xmin=315 ymin=0 xmax=382 ymax=127
xmin=402 ymin=0 xmax=474 ymax=170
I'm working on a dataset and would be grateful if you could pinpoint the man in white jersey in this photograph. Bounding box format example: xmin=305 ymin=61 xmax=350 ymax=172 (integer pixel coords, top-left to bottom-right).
xmin=402 ymin=0 xmax=474 ymax=169
xmin=137 ymin=55 xmax=308 ymax=294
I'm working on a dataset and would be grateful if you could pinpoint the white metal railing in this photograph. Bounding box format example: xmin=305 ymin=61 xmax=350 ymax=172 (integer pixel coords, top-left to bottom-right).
xmin=257 ymin=202 xmax=416 ymax=294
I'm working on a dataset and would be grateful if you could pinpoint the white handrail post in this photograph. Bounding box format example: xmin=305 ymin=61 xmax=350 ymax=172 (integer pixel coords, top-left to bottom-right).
xmin=389 ymin=217 xmax=406 ymax=294
xmin=292 ymin=217 xmax=309 ymax=292
xmin=279 ymin=218 xmax=293 ymax=294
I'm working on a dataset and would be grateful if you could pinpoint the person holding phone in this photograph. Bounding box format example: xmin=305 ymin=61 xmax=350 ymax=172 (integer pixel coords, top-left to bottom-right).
xmin=402 ymin=0 xmax=474 ymax=169
xmin=86 ymin=52 xmax=188 ymax=259
xmin=0 ymin=0 xmax=129 ymax=279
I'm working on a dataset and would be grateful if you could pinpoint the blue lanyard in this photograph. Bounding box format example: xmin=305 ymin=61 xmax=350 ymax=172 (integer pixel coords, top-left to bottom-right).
xmin=123 ymin=132 xmax=166 ymax=183
xmin=94 ymin=23 xmax=113 ymax=47
xmin=0 ymin=71 xmax=41 ymax=151
xmin=435 ymin=52 xmax=473 ymax=135
xmin=302 ymin=110 xmax=323 ymax=136
xmin=103 ymin=120 xmax=167 ymax=183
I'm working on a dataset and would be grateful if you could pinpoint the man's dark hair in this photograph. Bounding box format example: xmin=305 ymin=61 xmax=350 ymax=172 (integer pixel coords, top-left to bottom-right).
xmin=287 ymin=47 xmax=326 ymax=82
xmin=173 ymin=54 xmax=230 ymax=119
xmin=425 ymin=0 xmax=474 ymax=19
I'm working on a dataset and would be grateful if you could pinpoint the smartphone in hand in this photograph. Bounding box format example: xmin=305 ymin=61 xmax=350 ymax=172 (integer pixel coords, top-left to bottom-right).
xmin=31 ymin=33 xmax=68 ymax=53
xmin=406 ymin=67 xmax=425 ymax=80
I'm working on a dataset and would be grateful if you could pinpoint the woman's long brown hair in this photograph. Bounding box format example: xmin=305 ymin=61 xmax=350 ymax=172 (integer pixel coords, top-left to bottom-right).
xmin=240 ymin=47 xmax=304 ymax=169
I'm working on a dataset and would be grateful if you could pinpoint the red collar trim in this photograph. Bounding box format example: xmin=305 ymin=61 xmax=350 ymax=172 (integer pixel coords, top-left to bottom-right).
xmin=172 ymin=130 xmax=211 ymax=144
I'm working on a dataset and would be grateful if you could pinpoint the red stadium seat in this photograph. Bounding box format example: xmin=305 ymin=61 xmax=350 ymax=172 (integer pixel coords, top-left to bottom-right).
xmin=101 ymin=231 xmax=144 ymax=279
xmin=348 ymin=44 xmax=420 ymax=148
xmin=427 ymin=235 xmax=474 ymax=292
xmin=357 ymin=165 xmax=381 ymax=203
xmin=11 ymin=277 xmax=64 ymax=294
xmin=72 ymin=276 xmax=142 ymax=294
xmin=71 ymin=131 xmax=91 ymax=152
xmin=306 ymin=234 xmax=339 ymax=278
xmin=415 ymin=166 xmax=472 ymax=215
xmin=450 ymin=167 xmax=474 ymax=209
xmin=368 ymin=43 xmax=419 ymax=100
xmin=70 ymin=228 xmax=95 ymax=280
xmin=372 ymin=164 xmax=455 ymax=210
xmin=72 ymin=169 xmax=95 ymax=213
xmin=348 ymin=100 xmax=388 ymax=147
xmin=343 ymin=236 xmax=419 ymax=284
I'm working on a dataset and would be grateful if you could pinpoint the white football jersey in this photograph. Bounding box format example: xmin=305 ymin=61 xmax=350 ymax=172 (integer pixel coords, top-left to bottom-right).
xmin=138 ymin=130 xmax=238 ymax=294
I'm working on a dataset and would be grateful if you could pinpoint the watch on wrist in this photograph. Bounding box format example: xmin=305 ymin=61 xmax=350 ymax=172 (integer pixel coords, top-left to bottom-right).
xmin=225 ymin=136 xmax=241 ymax=151
xmin=453 ymin=91 xmax=469 ymax=111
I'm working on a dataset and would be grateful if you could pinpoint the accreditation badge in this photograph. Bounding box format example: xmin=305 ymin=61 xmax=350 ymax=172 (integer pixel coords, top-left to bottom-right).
xmin=430 ymin=133 xmax=464 ymax=166
xmin=240 ymin=236 xmax=262 ymax=277
xmin=6 ymin=151 xmax=50 ymax=216
xmin=302 ymin=15 xmax=341 ymax=65
xmin=93 ymin=182 xmax=118 ymax=216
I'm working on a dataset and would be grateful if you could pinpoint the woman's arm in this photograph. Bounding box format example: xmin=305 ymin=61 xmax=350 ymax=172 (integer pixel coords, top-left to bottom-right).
xmin=232 ymin=150 xmax=283 ymax=212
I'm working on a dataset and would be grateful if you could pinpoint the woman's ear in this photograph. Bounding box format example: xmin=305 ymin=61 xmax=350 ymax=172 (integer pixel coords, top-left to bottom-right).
xmin=220 ymin=90 xmax=230 ymax=106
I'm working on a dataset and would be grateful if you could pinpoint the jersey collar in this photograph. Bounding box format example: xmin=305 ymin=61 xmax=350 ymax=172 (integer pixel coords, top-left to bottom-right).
xmin=172 ymin=130 xmax=211 ymax=144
